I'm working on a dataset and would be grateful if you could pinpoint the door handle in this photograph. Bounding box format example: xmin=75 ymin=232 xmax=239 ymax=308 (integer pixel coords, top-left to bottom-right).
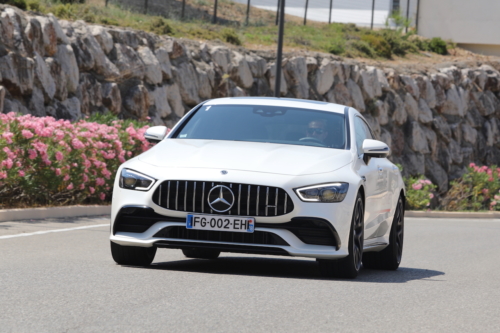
xmin=361 ymin=176 xmax=366 ymax=182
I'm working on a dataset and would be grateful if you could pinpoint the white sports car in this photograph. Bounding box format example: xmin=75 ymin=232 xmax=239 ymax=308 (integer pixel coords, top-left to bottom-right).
xmin=110 ymin=97 xmax=405 ymax=278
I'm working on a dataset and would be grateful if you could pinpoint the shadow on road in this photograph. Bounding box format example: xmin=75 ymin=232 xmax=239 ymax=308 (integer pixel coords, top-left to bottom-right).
xmin=146 ymin=256 xmax=445 ymax=283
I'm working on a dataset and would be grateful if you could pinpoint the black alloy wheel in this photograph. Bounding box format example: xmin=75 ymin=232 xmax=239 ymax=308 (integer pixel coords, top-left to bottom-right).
xmin=110 ymin=241 xmax=157 ymax=266
xmin=363 ymin=195 xmax=404 ymax=270
xmin=318 ymin=193 xmax=364 ymax=279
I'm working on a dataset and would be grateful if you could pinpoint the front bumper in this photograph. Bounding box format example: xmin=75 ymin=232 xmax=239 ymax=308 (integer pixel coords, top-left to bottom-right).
xmin=110 ymin=165 xmax=359 ymax=259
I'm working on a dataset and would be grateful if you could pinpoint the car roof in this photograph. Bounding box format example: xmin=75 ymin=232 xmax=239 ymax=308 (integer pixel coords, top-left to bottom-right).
xmin=204 ymin=97 xmax=347 ymax=114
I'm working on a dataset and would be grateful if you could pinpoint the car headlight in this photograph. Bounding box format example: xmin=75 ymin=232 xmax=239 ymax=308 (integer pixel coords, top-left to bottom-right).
xmin=119 ymin=169 xmax=155 ymax=191
xmin=295 ymin=183 xmax=349 ymax=202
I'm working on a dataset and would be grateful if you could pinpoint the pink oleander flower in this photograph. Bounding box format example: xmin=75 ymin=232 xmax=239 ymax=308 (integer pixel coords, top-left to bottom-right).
xmin=494 ymin=195 xmax=500 ymax=200
xmin=489 ymin=177 xmax=494 ymax=182
xmin=22 ymin=130 xmax=34 ymax=139
xmin=2 ymin=132 xmax=14 ymax=144
xmin=83 ymin=174 xmax=89 ymax=182
xmin=429 ymin=193 xmax=434 ymax=199
xmin=491 ymin=201 xmax=497 ymax=206
xmin=483 ymin=189 xmax=489 ymax=195
xmin=55 ymin=168 xmax=61 ymax=176
xmin=71 ymin=138 xmax=85 ymax=149
xmin=43 ymin=159 xmax=52 ymax=166
xmin=99 ymin=192 xmax=106 ymax=201
xmin=412 ymin=183 xmax=422 ymax=190
xmin=18 ymin=170 xmax=25 ymax=177
xmin=15 ymin=161 xmax=21 ymax=167
xmin=4 ymin=158 xmax=13 ymax=169
xmin=96 ymin=178 xmax=105 ymax=186
xmin=72 ymin=163 xmax=78 ymax=167
xmin=67 ymin=183 xmax=74 ymax=190
xmin=63 ymin=174 xmax=70 ymax=181
xmin=469 ymin=163 xmax=476 ymax=168
xmin=55 ymin=151 xmax=63 ymax=161
xmin=28 ymin=149 xmax=37 ymax=159
xmin=79 ymin=184 xmax=85 ymax=190
xmin=89 ymin=187 xmax=95 ymax=194
xmin=0 ymin=171 xmax=6 ymax=179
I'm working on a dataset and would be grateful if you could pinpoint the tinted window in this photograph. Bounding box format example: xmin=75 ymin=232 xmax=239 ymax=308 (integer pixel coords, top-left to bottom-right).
xmin=174 ymin=105 xmax=346 ymax=149
xmin=354 ymin=117 xmax=373 ymax=153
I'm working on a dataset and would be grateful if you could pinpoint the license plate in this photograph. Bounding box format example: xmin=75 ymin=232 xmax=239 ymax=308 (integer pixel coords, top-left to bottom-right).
xmin=186 ymin=214 xmax=255 ymax=233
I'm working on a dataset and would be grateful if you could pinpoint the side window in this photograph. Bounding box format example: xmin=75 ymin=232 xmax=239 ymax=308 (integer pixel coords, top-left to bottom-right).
xmin=354 ymin=117 xmax=373 ymax=154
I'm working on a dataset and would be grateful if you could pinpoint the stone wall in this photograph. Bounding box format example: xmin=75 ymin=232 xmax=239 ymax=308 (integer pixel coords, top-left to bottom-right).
xmin=1 ymin=5 xmax=500 ymax=192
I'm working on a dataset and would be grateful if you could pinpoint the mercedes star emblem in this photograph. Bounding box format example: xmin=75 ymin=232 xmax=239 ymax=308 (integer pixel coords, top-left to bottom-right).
xmin=221 ymin=170 xmax=228 ymax=175
xmin=207 ymin=185 xmax=235 ymax=212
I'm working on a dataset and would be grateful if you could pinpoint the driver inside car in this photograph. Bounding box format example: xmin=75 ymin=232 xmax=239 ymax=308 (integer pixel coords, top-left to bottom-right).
xmin=304 ymin=120 xmax=328 ymax=144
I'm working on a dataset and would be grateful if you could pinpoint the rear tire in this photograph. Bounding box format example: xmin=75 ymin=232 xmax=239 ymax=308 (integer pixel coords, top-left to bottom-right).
xmin=363 ymin=195 xmax=404 ymax=270
xmin=110 ymin=241 xmax=156 ymax=266
xmin=182 ymin=248 xmax=220 ymax=259
xmin=318 ymin=193 xmax=364 ymax=279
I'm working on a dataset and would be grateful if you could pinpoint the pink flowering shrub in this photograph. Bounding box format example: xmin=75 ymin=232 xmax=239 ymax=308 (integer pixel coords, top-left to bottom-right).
xmin=442 ymin=163 xmax=500 ymax=211
xmin=406 ymin=176 xmax=437 ymax=210
xmin=0 ymin=112 xmax=153 ymax=208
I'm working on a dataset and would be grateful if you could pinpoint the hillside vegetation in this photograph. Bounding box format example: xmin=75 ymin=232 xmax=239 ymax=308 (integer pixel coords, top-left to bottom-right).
xmin=2 ymin=0 xmax=452 ymax=59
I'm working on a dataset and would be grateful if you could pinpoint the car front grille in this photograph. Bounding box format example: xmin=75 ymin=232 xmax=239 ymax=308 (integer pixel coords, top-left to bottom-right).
xmin=152 ymin=181 xmax=294 ymax=217
xmin=153 ymin=226 xmax=289 ymax=246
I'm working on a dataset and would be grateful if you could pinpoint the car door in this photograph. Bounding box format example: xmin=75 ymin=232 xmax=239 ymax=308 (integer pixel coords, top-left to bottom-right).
xmin=352 ymin=116 xmax=380 ymax=239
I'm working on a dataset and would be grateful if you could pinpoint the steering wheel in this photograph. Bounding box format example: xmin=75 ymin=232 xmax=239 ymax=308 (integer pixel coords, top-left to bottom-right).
xmin=299 ymin=137 xmax=326 ymax=146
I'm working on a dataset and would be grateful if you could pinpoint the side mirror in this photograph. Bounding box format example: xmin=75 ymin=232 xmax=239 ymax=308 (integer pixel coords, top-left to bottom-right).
xmin=362 ymin=139 xmax=390 ymax=158
xmin=144 ymin=126 xmax=168 ymax=144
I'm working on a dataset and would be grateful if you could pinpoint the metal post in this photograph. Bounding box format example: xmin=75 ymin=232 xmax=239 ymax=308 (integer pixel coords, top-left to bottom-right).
xmin=370 ymin=0 xmax=375 ymax=30
xmin=405 ymin=0 xmax=410 ymax=33
xmin=246 ymin=0 xmax=251 ymax=25
xmin=182 ymin=0 xmax=186 ymax=19
xmin=328 ymin=0 xmax=333 ymax=24
xmin=415 ymin=0 xmax=420 ymax=34
xmin=275 ymin=0 xmax=285 ymax=97
xmin=303 ymin=0 xmax=309 ymax=25
xmin=275 ymin=0 xmax=281 ymax=26
xmin=144 ymin=0 xmax=148 ymax=14
xmin=213 ymin=0 xmax=218 ymax=24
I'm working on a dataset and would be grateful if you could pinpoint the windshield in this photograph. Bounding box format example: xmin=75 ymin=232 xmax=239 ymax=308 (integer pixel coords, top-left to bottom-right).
xmin=173 ymin=104 xmax=346 ymax=149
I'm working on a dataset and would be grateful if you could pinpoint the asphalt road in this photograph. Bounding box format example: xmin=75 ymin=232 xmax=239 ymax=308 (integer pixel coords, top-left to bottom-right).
xmin=1 ymin=216 xmax=499 ymax=332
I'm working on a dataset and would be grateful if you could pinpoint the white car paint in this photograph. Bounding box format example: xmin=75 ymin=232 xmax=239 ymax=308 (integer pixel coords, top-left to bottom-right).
xmin=110 ymin=97 xmax=405 ymax=259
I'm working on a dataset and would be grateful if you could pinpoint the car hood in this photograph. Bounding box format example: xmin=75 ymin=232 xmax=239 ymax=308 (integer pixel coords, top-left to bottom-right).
xmin=138 ymin=139 xmax=352 ymax=176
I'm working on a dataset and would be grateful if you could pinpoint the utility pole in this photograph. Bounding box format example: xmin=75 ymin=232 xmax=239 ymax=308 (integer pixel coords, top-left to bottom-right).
xmin=415 ymin=0 xmax=420 ymax=34
xmin=246 ymin=0 xmax=251 ymax=25
xmin=370 ymin=0 xmax=375 ymax=30
xmin=304 ymin=0 xmax=309 ymax=25
xmin=275 ymin=0 xmax=281 ymax=26
xmin=182 ymin=0 xmax=186 ymax=19
xmin=213 ymin=0 xmax=218 ymax=24
xmin=144 ymin=0 xmax=148 ymax=14
xmin=275 ymin=0 xmax=285 ymax=97
xmin=405 ymin=0 xmax=410 ymax=33
xmin=328 ymin=0 xmax=333 ymax=24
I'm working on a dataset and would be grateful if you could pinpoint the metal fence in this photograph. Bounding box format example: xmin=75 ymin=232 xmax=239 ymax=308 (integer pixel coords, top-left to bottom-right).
xmin=107 ymin=0 xmax=421 ymax=31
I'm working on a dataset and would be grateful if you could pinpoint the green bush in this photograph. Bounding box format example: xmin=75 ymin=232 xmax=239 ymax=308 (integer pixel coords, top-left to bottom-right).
xmin=59 ymin=0 xmax=85 ymax=4
xmin=2 ymin=0 xmax=27 ymax=10
xmin=442 ymin=164 xmax=500 ymax=211
xmin=221 ymin=28 xmax=241 ymax=46
xmin=429 ymin=37 xmax=448 ymax=55
xmin=348 ymin=39 xmax=376 ymax=58
xmin=327 ymin=39 xmax=345 ymax=55
xmin=149 ymin=17 xmax=173 ymax=35
xmin=361 ymin=34 xmax=392 ymax=58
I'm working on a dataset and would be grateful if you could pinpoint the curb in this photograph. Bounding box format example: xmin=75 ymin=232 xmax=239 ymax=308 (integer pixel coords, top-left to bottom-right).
xmin=405 ymin=210 xmax=500 ymax=219
xmin=0 ymin=205 xmax=111 ymax=222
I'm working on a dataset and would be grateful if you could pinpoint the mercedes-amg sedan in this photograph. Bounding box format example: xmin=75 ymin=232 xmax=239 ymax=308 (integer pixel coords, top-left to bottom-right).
xmin=110 ymin=97 xmax=405 ymax=278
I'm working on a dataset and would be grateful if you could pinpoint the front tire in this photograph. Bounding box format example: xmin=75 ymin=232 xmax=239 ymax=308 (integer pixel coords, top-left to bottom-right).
xmin=318 ymin=193 xmax=364 ymax=279
xmin=110 ymin=241 xmax=156 ymax=266
xmin=363 ymin=195 xmax=404 ymax=270
xmin=182 ymin=248 xmax=220 ymax=259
